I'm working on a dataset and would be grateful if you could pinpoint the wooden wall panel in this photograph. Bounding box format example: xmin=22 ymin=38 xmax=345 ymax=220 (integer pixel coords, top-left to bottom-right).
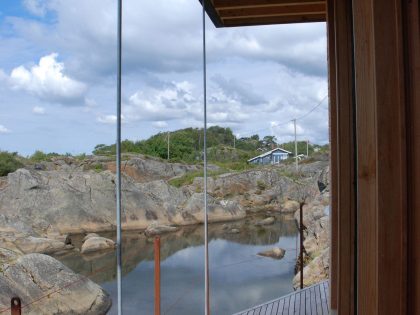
xmin=352 ymin=0 xmax=407 ymax=314
xmin=326 ymin=0 xmax=338 ymax=310
xmin=404 ymin=0 xmax=420 ymax=313
xmin=333 ymin=0 xmax=355 ymax=314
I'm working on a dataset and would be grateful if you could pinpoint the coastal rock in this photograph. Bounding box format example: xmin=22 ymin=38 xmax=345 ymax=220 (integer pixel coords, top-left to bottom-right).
xmin=82 ymin=233 xmax=100 ymax=242
xmin=281 ymin=200 xmax=300 ymax=213
xmin=14 ymin=236 xmax=72 ymax=254
xmin=81 ymin=236 xmax=115 ymax=254
xmin=0 ymin=167 xmax=244 ymax=235
xmin=256 ymin=217 xmax=275 ymax=226
xmin=258 ymin=247 xmax=286 ymax=259
xmin=145 ymin=222 xmax=178 ymax=236
xmin=0 ymin=249 xmax=112 ymax=315
xmin=293 ymin=248 xmax=329 ymax=288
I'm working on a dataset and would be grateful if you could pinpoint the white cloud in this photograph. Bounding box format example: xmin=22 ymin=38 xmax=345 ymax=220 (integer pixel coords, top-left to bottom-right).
xmin=0 ymin=125 xmax=11 ymax=134
xmin=7 ymin=53 xmax=87 ymax=105
xmin=152 ymin=121 xmax=168 ymax=129
xmin=23 ymin=0 xmax=48 ymax=17
xmin=32 ymin=106 xmax=46 ymax=114
xmin=97 ymin=114 xmax=126 ymax=125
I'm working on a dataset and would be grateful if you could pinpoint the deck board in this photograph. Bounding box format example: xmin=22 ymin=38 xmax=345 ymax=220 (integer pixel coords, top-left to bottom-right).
xmin=233 ymin=281 xmax=329 ymax=315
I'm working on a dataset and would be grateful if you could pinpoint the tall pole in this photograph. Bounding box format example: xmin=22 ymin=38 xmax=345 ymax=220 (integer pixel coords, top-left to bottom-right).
xmin=116 ymin=0 xmax=123 ymax=314
xmin=293 ymin=119 xmax=298 ymax=171
xmin=167 ymin=131 xmax=170 ymax=160
xmin=154 ymin=237 xmax=161 ymax=315
xmin=202 ymin=1 xmax=210 ymax=314
xmin=306 ymin=139 xmax=309 ymax=157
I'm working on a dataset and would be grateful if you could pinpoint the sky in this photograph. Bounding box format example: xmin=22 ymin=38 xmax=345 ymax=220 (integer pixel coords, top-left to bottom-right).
xmin=0 ymin=0 xmax=329 ymax=156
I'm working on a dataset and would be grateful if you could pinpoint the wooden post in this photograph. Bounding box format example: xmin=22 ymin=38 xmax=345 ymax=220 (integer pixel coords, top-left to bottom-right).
xmin=154 ymin=237 xmax=161 ymax=315
xmin=299 ymin=202 xmax=304 ymax=290
xmin=11 ymin=297 xmax=21 ymax=315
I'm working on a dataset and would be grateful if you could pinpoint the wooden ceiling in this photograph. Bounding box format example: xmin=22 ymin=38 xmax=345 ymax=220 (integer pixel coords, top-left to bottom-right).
xmin=202 ymin=0 xmax=327 ymax=27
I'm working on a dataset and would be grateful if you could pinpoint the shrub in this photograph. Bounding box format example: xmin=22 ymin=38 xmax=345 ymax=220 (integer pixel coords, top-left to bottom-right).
xmin=30 ymin=150 xmax=49 ymax=162
xmin=0 ymin=151 xmax=24 ymax=176
xmin=256 ymin=180 xmax=266 ymax=190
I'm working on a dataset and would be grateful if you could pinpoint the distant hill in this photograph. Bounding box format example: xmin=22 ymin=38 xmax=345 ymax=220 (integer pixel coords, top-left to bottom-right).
xmin=92 ymin=125 xmax=328 ymax=164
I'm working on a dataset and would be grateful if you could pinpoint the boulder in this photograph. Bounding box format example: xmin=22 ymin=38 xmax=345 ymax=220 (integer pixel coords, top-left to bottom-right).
xmin=145 ymin=222 xmax=178 ymax=236
xmin=258 ymin=247 xmax=286 ymax=259
xmin=82 ymin=233 xmax=100 ymax=242
xmin=256 ymin=217 xmax=275 ymax=226
xmin=81 ymin=236 xmax=115 ymax=254
xmin=0 ymin=248 xmax=112 ymax=314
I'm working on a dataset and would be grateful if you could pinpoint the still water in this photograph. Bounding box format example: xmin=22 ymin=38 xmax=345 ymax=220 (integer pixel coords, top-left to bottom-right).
xmin=55 ymin=214 xmax=298 ymax=315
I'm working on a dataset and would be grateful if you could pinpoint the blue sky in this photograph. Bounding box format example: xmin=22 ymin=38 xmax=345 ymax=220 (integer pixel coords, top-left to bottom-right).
xmin=0 ymin=0 xmax=328 ymax=156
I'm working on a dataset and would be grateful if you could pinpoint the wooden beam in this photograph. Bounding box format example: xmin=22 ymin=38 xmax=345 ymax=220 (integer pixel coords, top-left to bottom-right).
xmin=326 ymin=0 xmax=338 ymax=311
xmin=333 ymin=0 xmax=356 ymax=313
xmin=222 ymin=13 xmax=325 ymax=27
xmin=353 ymin=0 xmax=407 ymax=314
xmin=214 ymin=0 xmax=325 ymax=10
xmin=404 ymin=0 xmax=420 ymax=313
xmin=218 ymin=4 xmax=326 ymax=19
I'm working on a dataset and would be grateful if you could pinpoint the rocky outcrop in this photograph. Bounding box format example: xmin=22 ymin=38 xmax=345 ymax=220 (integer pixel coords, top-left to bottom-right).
xmin=258 ymin=247 xmax=286 ymax=260
xmin=81 ymin=236 xmax=115 ymax=254
xmin=0 ymin=248 xmax=111 ymax=314
xmin=0 ymin=167 xmax=244 ymax=237
xmin=293 ymin=167 xmax=330 ymax=288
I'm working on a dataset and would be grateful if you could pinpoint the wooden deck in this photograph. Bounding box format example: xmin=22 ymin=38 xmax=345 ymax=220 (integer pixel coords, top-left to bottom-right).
xmin=232 ymin=281 xmax=329 ymax=315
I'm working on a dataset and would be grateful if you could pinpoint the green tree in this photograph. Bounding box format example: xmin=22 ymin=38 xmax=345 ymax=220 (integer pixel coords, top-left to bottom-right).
xmin=0 ymin=151 xmax=24 ymax=176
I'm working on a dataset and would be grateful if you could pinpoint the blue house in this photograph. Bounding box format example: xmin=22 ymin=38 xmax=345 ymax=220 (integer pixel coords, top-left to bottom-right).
xmin=247 ymin=148 xmax=292 ymax=165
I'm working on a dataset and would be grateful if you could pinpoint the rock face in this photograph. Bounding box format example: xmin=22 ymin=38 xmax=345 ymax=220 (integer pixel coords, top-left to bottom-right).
xmin=293 ymin=166 xmax=330 ymax=288
xmin=81 ymin=236 xmax=115 ymax=254
xmin=0 ymin=248 xmax=111 ymax=314
xmin=0 ymin=160 xmax=244 ymax=236
xmin=258 ymin=247 xmax=286 ymax=260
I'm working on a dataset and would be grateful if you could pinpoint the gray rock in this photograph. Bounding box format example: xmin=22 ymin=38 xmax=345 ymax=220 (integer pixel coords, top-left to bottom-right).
xmin=81 ymin=236 xmax=115 ymax=254
xmin=256 ymin=217 xmax=275 ymax=226
xmin=258 ymin=247 xmax=286 ymax=259
xmin=0 ymin=249 xmax=112 ymax=314
xmin=14 ymin=236 xmax=71 ymax=254
xmin=144 ymin=222 xmax=178 ymax=236
xmin=82 ymin=233 xmax=100 ymax=242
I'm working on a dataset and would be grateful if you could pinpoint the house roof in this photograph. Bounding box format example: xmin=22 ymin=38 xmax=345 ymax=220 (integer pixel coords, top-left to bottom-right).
xmin=201 ymin=0 xmax=326 ymax=28
xmin=248 ymin=147 xmax=292 ymax=162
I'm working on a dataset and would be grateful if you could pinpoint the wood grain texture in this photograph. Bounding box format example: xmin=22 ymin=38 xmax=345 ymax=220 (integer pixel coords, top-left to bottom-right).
xmin=333 ymin=0 xmax=355 ymax=314
xmin=404 ymin=0 xmax=420 ymax=313
xmin=353 ymin=0 xmax=407 ymax=314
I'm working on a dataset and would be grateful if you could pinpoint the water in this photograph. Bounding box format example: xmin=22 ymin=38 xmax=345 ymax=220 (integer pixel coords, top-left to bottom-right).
xmin=54 ymin=214 xmax=298 ymax=315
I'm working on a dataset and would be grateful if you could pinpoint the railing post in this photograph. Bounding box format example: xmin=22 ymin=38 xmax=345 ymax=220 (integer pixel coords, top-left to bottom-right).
xmin=154 ymin=237 xmax=161 ymax=315
xmin=300 ymin=202 xmax=304 ymax=290
xmin=11 ymin=297 xmax=21 ymax=315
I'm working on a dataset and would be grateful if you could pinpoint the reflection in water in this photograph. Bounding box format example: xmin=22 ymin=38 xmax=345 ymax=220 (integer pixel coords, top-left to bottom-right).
xmin=54 ymin=214 xmax=298 ymax=315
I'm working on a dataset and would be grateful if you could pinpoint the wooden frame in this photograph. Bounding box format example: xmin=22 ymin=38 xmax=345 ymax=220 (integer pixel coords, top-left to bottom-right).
xmin=202 ymin=0 xmax=326 ymax=27
xmin=404 ymin=0 xmax=420 ymax=313
xmin=327 ymin=0 xmax=356 ymax=314
xmin=204 ymin=0 xmax=420 ymax=313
